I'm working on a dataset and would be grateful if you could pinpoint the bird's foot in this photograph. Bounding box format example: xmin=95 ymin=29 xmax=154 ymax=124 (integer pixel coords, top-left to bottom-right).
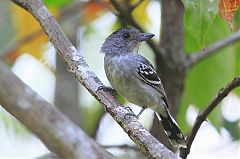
xmin=124 ymin=106 xmax=139 ymax=119
xmin=97 ymin=86 xmax=117 ymax=95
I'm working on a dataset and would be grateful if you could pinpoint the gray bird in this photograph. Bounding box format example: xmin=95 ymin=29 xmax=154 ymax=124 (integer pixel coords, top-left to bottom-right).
xmin=100 ymin=27 xmax=186 ymax=148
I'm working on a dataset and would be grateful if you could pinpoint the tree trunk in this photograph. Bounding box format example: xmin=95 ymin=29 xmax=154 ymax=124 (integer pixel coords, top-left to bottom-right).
xmin=55 ymin=55 xmax=82 ymax=126
xmin=55 ymin=16 xmax=82 ymax=127
xmin=150 ymin=0 xmax=186 ymax=151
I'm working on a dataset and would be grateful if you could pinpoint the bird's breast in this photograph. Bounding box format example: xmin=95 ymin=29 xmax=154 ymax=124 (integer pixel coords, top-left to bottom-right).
xmin=104 ymin=54 xmax=154 ymax=106
xmin=104 ymin=55 xmax=128 ymax=87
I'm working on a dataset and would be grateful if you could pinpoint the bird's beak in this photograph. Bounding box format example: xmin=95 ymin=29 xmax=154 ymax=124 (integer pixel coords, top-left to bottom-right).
xmin=138 ymin=33 xmax=155 ymax=42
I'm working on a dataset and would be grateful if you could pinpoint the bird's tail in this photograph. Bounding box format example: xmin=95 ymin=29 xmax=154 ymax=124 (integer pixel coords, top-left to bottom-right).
xmin=156 ymin=110 xmax=186 ymax=148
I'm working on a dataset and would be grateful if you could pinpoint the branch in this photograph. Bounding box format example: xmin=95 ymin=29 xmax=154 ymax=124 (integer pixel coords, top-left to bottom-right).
xmin=0 ymin=61 xmax=114 ymax=159
xmin=96 ymin=0 xmax=118 ymax=16
xmin=1 ymin=0 xmax=85 ymax=59
xmin=180 ymin=76 xmax=240 ymax=159
xmin=186 ymin=31 xmax=240 ymax=68
xmin=103 ymin=144 xmax=138 ymax=151
xmin=129 ymin=0 xmax=144 ymax=12
xmin=35 ymin=153 xmax=60 ymax=159
xmin=0 ymin=29 xmax=43 ymax=59
xmin=10 ymin=0 xmax=177 ymax=158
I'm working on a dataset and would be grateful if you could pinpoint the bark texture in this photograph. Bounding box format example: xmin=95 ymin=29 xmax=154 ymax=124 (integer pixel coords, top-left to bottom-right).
xmin=55 ymin=55 xmax=82 ymax=126
xmin=7 ymin=0 xmax=178 ymax=158
xmin=0 ymin=61 xmax=114 ymax=159
xmin=151 ymin=0 xmax=186 ymax=151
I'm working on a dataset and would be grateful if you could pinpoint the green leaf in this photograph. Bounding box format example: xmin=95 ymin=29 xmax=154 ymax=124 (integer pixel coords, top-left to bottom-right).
xmin=0 ymin=109 xmax=30 ymax=138
xmin=81 ymin=101 xmax=105 ymax=137
xmin=0 ymin=1 xmax=15 ymax=56
xmin=223 ymin=119 xmax=240 ymax=141
xmin=183 ymin=0 xmax=219 ymax=48
xmin=43 ymin=0 xmax=73 ymax=8
xmin=232 ymin=6 xmax=240 ymax=31
xmin=178 ymin=1 xmax=240 ymax=133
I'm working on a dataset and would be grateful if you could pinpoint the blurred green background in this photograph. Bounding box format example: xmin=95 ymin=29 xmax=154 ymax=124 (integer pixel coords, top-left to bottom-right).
xmin=0 ymin=0 xmax=239 ymax=158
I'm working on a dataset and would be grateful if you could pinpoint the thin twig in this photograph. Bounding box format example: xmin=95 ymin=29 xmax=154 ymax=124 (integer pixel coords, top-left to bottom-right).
xmin=129 ymin=0 xmax=144 ymax=12
xmin=103 ymin=144 xmax=139 ymax=151
xmin=180 ymin=76 xmax=240 ymax=159
xmin=186 ymin=31 xmax=240 ymax=68
xmin=0 ymin=61 xmax=115 ymax=159
xmin=96 ymin=0 xmax=118 ymax=16
xmin=1 ymin=0 xmax=85 ymax=59
xmin=10 ymin=0 xmax=177 ymax=158
xmin=35 ymin=153 xmax=61 ymax=159
xmin=0 ymin=29 xmax=43 ymax=58
xmin=58 ymin=0 xmax=85 ymax=20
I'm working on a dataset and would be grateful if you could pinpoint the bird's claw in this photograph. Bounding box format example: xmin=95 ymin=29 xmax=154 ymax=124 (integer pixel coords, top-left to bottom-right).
xmin=124 ymin=106 xmax=138 ymax=119
xmin=97 ymin=86 xmax=117 ymax=95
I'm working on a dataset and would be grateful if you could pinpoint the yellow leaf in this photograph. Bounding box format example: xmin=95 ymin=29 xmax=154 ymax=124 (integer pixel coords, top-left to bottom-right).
xmin=8 ymin=4 xmax=58 ymax=60
xmin=132 ymin=0 xmax=150 ymax=27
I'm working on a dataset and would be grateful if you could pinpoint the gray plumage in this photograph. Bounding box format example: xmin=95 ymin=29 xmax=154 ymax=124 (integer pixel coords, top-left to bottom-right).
xmin=101 ymin=27 xmax=186 ymax=148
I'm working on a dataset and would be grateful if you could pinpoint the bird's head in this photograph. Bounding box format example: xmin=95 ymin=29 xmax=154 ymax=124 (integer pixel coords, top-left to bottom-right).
xmin=100 ymin=27 xmax=154 ymax=55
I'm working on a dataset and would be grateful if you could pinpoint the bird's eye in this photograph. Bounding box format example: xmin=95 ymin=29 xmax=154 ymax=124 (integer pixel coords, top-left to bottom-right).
xmin=123 ymin=33 xmax=131 ymax=39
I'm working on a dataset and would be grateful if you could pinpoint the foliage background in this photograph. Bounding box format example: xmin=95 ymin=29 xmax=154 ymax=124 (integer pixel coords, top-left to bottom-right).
xmin=0 ymin=0 xmax=239 ymax=158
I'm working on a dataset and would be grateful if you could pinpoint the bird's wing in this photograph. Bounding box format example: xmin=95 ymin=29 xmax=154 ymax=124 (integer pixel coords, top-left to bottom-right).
xmin=136 ymin=55 xmax=169 ymax=108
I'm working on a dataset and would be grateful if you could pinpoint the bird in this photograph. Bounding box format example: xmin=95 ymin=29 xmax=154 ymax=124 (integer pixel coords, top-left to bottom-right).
xmin=100 ymin=27 xmax=186 ymax=148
